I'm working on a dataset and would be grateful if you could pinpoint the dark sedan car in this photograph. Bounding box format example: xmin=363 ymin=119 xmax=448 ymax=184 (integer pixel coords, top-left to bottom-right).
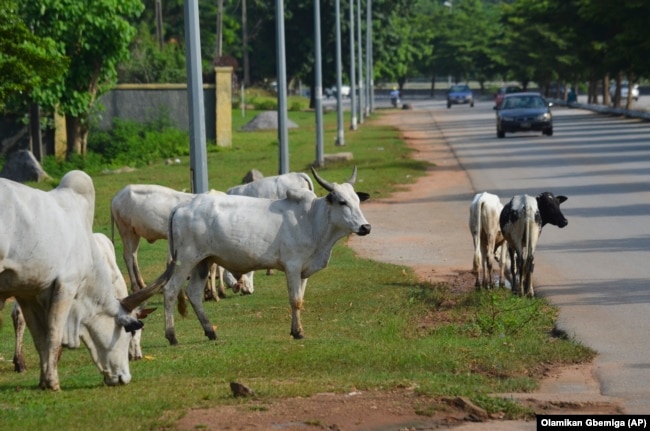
xmin=446 ymin=84 xmax=474 ymax=108
xmin=494 ymin=93 xmax=553 ymax=138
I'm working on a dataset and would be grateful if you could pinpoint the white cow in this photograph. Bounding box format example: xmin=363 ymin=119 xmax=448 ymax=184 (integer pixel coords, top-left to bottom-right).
xmin=110 ymin=184 xmax=252 ymax=298
xmin=499 ymin=192 xmax=568 ymax=297
xmin=226 ymin=171 xmax=314 ymax=198
xmin=0 ymin=170 xmax=173 ymax=390
xmin=10 ymin=233 xmax=152 ymax=372
xmin=227 ymin=171 xmax=316 ymax=278
xmin=468 ymin=192 xmax=508 ymax=289
xmin=162 ymin=167 xmax=371 ymax=345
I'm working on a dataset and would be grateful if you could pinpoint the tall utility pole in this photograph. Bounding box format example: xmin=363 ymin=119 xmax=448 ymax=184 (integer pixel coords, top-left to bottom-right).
xmin=184 ymin=0 xmax=208 ymax=193
xmin=349 ymin=0 xmax=357 ymax=131
xmin=216 ymin=0 xmax=223 ymax=57
xmin=356 ymin=0 xmax=364 ymax=124
xmin=366 ymin=0 xmax=374 ymax=113
xmin=335 ymin=0 xmax=345 ymax=146
xmin=276 ymin=0 xmax=289 ymax=173
xmin=242 ymin=0 xmax=250 ymax=85
xmin=314 ymin=0 xmax=325 ymax=167
xmin=155 ymin=0 xmax=163 ymax=50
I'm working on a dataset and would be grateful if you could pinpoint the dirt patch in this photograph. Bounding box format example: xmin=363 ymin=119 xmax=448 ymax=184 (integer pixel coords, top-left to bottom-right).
xmin=174 ymin=108 xmax=623 ymax=431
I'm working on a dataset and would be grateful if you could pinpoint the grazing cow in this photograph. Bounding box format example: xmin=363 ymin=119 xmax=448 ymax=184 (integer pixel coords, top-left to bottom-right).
xmin=10 ymin=233 xmax=153 ymax=372
xmin=163 ymin=167 xmax=371 ymax=345
xmin=499 ymin=192 xmax=568 ymax=297
xmin=226 ymin=171 xmax=314 ymax=199
xmin=0 ymin=170 xmax=173 ymax=390
xmin=111 ymin=184 xmax=252 ymax=298
xmin=469 ymin=192 xmax=508 ymax=289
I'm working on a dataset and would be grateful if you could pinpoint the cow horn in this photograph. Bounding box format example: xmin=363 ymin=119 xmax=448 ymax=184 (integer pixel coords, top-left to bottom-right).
xmin=311 ymin=166 xmax=334 ymax=192
xmin=347 ymin=166 xmax=358 ymax=185
xmin=120 ymin=253 xmax=176 ymax=312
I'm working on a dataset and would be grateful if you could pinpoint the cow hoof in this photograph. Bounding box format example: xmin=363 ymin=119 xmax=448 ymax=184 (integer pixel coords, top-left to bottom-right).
xmin=205 ymin=330 xmax=217 ymax=341
xmin=165 ymin=333 xmax=179 ymax=346
xmin=291 ymin=331 xmax=304 ymax=340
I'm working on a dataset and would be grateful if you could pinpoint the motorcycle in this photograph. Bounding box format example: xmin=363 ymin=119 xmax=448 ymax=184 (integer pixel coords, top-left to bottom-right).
xmin=390 ymin=91 xmax=400 ymax=108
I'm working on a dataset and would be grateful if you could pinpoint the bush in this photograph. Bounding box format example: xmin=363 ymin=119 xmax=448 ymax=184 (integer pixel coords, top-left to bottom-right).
xmin=88 ymin=114 xmax=189 ymax=168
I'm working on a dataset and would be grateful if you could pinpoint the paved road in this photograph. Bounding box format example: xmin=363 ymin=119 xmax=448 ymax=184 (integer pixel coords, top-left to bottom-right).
xmin=420 ymin=98 xmax=650 ymax=414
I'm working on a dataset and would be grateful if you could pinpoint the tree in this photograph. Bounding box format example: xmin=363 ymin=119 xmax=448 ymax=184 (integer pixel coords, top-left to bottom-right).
xmin=0 ymin=0 xmax=66 ymax=112
xmin=19 ymin=0 xmax=143 ymax=159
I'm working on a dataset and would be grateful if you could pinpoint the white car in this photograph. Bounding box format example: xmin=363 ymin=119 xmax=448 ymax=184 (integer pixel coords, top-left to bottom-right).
xmin=609 ymin=81 xmax=640 ymax=101
xmin=325 ymin=85 xmax=351 ymax=98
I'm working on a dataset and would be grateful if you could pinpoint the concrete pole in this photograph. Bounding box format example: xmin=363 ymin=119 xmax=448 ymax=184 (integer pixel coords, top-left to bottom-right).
xmin=314 ymin=0 xmax=325 ymax=167
xmin=349 ymin=0 xmax=357 ymax=131
xmin=335 ymin=0 xmax=345 ymax=146
xmin=276 ymin=0 xmax=290 ymax=173
xmin=184 ymin=0 xmax=208 ymax=193
xmin=356 ymin=0 xmax=364 ymax=124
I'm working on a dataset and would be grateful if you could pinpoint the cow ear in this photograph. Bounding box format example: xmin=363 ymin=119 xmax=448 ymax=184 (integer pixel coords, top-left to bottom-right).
xmin=136 ymin=307 xmax=157 ymax=319
xmin=357 ymin=192 xmax=370 ymax=202
xmin=557 ymin=195 xmax=568 ymax=204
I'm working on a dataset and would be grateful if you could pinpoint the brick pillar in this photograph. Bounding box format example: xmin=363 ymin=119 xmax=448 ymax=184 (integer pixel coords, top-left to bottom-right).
xmin=54 ymin=108 xmax=67 ymax=159
xmin=215 ymin=67 xmax=233 ymax=147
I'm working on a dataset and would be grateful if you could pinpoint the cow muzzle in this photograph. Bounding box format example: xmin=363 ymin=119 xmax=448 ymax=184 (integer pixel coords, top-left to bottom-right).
xmin=357 ymin=224 xmax=371 ymax=236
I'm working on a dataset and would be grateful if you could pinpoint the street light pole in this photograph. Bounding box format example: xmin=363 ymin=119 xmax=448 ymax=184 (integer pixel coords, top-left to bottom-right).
xmin=349 ymin=0 xmax=357 ymax=131
xmin=314 ymin=0 xmax=325 ymax=167
xmin=275 ymin=0 xmax=289 ymax=173
xmin=335 ymin=0 xmax=345 ymax=146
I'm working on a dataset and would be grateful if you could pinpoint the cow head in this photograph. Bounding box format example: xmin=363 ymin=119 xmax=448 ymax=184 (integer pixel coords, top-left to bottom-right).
xmin=79 ymin=258 xmax=175 ymax=386
xmin=311 ymin=166 xmax=371 ymax=236
xmin=536 ymin=192 xmax=568 ymax=228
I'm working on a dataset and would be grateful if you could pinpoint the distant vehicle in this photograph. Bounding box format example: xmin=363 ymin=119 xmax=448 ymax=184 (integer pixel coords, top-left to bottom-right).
xmin=494 ymin=85 xmax=522 ymax=108
xmin=494 ymin=92 xmax=553 ymax=138
xmin=446 ymin=84 xmax=474 ymax=108
xmin=609 ymin=81 xmax=639 ymax=101
xmin=325 ymin=85 xmax=351 ymax=98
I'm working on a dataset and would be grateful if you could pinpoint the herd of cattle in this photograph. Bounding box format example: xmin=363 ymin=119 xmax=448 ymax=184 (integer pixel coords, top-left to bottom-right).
xmin=0 ymin=165 xmax=568 ymax=391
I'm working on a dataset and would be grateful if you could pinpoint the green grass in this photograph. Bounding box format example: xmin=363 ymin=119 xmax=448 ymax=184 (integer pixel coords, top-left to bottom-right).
xmin=0 ymin=108 xmax=594 ymax=430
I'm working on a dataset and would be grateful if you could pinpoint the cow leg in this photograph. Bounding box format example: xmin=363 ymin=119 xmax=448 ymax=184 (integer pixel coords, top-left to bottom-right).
xmin=186 ymin=261 xmax=217 ymax=341
xmin=121 ymin=233 xmax=146 ymax=291
xmin=286 ymin=270 xmax=308 ymax=339
xmin=515 ymin=252 xmax=525 ymax=296
xmin=17 ymin=297 xmax=63 ymax=390
xmin=507 ymin=247 xmax=517 ymax=295
xmin=524 ymin=256 xmax=535 ymax=297
xmin=12 ymin=302 xmax=27 ymax=372
xmin=163 ymin=263 xmax=194 ymax=346
xmin=217 ymin=265 xmax=227 ymax=298
xmin=204 ymin=263 xmax=219 ymax=301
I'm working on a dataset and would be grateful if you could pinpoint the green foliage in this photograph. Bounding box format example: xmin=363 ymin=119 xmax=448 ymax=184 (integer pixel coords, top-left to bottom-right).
xmin=0 ymin=0 xmax=67 ymax=112
xmin=18 ymin=0 xmax=143 ymax=115
xmin=88 ymin=115 xmax=190 ymax=168
xmin=117 ymin=22 xmax=187 ymax=83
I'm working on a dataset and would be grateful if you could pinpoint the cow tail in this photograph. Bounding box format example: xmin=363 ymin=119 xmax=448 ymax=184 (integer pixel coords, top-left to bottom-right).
xmin=302 ymin=172 xmax=315 ymax=192
xmin=168 ymin=206 xmax=188 ymax=317
xmin=110 ymin=210 xmax=115 ymax=244
xmin=473 ymin=200 xmax=483 ymax=272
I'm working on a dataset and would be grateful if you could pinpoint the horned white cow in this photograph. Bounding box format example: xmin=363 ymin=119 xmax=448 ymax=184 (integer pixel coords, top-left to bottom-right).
xmin=10 ymin=233 xmax=152 ymax=372
xmin=226 ymin=171 xmax=314 ymax=198
xmin=499 ymin=192 xmax=568 ymax=297
xmin=0 ymin=170 xmax=173 ymax=390
xmin=469 ymin=192 xmax=507 ymax=289
xmin=111 ymin=184 xmax=252 ymax=298
xmin=227 ymin=171 xmax=316 ymax=278
xmin=162 ymin=167 xmax=371 ymax=345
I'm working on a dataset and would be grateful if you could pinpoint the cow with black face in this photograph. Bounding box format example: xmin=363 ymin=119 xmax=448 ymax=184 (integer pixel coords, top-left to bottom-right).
xmin=499 ymin=192 xmax=568 ymax=297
